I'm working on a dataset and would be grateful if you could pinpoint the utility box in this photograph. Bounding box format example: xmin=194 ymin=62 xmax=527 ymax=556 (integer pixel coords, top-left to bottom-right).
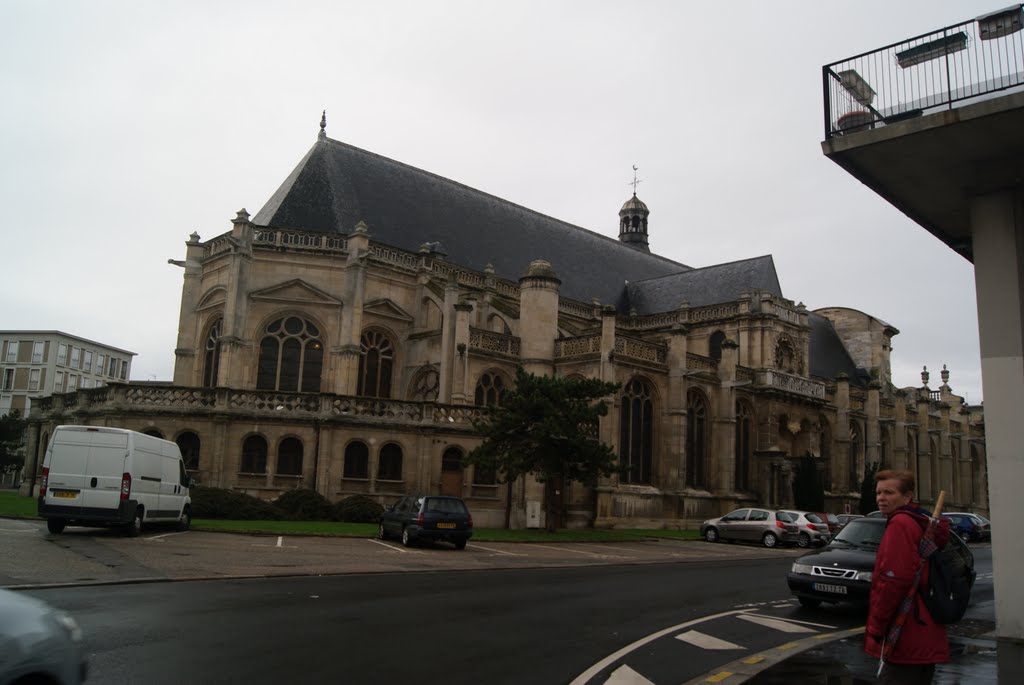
xmin=526 ymin=500 xmax=542 ymax=528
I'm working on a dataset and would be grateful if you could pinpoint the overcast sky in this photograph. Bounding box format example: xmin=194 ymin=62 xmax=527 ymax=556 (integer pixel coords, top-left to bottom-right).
xmin=2 ymin=0 xmax=996 ymax=403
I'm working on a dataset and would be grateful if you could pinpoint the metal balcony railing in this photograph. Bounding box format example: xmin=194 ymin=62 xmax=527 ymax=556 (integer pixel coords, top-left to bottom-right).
xmin=823 ymin=4 xmax=1024 ymax=139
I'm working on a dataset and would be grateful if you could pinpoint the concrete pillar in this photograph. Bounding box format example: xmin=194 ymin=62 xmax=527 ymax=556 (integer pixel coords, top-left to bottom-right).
xmin=971 ymin=189 xmax=1024 ymax=643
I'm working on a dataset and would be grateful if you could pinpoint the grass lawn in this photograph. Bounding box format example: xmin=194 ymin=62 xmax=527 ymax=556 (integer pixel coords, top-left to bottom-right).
xmin=0 ymin=490 xmax=700 ymax=542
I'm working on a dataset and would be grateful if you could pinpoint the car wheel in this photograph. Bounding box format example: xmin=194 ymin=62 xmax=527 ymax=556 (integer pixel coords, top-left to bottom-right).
xmin=797 ymin=532 xmax=811 ymax=548
xmin=46 ymin=518 xmax=66 ymax=534
xmin=401 ymin=526 xmax=415 ymax=547
xmin=127 ymin=509 xmax=143 ymax=537
xmin=762 ymin=531 xmax=779 ymax=548
xmin=704 ymin=527 xmax=719 ymax=543
xmin=377 ymin=523 xmax=388 ymax=541
xmin=454 ymin=539 xmax=467 ymax=550
xmin=178 ymin=506 xmax=192 ymax=532
xmin=798 ymin=597 xmax=822 ymax=608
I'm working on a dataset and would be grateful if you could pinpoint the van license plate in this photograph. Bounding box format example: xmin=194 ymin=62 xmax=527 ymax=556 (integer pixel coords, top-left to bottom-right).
xmin=813 ymin=583 xmax=847 ymax=595
xmin=437 ymin=522 xmax=455 ymax=529
xmin=53 ymin=491 xmax=78 ymax=499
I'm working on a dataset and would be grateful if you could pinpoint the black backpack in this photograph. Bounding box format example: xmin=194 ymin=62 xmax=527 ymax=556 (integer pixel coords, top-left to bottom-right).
xmin=917 ymin=521 xmax=977 ymax=624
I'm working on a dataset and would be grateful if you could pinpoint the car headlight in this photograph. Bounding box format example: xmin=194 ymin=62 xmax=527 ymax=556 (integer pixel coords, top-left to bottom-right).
xmin=791 ymin=562 xmax=813 ymax=575
xmin=54 ymin=611 xmax=82 ymax=643
xmin=855 ymin=571 xmax=873 ymax=582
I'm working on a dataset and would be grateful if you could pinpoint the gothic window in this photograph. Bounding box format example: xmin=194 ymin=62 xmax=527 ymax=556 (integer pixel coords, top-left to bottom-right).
xmin=735 ymin=401 xmax=753 ymax=491
xmin=410 ymin=365 xmax=440 ymax=402
xmin=619 ymin=378 xmax=653 ymax=485
xmin=686 ymin=389 xmax=709 ymax=488
xmin=176 ymin=431 xmax=201 ymax=471
xmin=256 ymin=317 xmax=323 ymax=393
xmin=202 ymin=318 xmax=222 ymax=388
xmin=709 ymin=330 xmax=726 ymax=363
xmin=378 ymin=443 xmax=403 ymax=481
xmin=241 ymin=435 xmax=267 ymax=474
xmin=276 ymin=437 xmax=303 ymax=476
xmin=344 ymin=441 xmax=369 ymax=479
xmin=849 ymin=422 xmax=862 ymax=492
xmin=474 ymin=372 xmax=506 ymax=406
xmin=357 ymin=329 xmax=394 ymax=398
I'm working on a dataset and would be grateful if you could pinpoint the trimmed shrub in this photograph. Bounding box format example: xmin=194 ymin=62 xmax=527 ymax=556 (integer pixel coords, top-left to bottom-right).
xmin=189 ymin=486 xmax=283 ymax=520
xmin=274 ymin=488 xmax=335 ymax=521
xmin=335 ymin=494 xmax=384 ymax=523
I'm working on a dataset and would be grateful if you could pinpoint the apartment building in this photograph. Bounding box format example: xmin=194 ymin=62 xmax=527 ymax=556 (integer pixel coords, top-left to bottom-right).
xmin=0 ymin=331 xmax=135 ymax=416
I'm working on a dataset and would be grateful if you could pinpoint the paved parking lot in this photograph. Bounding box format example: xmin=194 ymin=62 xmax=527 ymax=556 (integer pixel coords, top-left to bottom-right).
xmin=1 ymin=517 xmax=804 ymax=588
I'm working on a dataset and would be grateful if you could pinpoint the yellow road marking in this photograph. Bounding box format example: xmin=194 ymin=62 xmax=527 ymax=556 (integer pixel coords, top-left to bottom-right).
xmin=776 ymin=642 xmax=800 ymax=651
xmin=706 ymin=672 xmax=734 ymax=683
xmin=741 ymin=656 xmax=765 ymax=664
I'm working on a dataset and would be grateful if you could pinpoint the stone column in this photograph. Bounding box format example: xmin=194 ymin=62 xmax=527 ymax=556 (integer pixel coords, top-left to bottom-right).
xmin=335 ymin=222 xmax=370 ymax=396
xmin=915 ymin=388 xmax=933 ymax=501
xmin=835 ymin=374 xmax=851 ymax=492
xmin=437 ymin=273 xmax=460 ymax=403
xmin=216 ymin=211 xmax=256 ymax=389
xmin=893 ymin=390 xmax=909 ymax=470
xmin=171 ymin=231 xmax=207 ymax=385
xmin=451 ymin=302 xmax=473 ymax=404
xmin=713 ymin=339 xmax=740 ymax=493
xmin=865 ymin=380 xmax=881 ymax=468
xmin=517 ymin=260 xmax=560 ymax=377
xmin=663 ymin=323 xmax=688 ymax=489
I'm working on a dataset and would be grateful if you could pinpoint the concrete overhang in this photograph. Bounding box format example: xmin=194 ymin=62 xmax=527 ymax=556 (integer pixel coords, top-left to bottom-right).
xmin=821 ymin=90 xmax=1024 ymax=263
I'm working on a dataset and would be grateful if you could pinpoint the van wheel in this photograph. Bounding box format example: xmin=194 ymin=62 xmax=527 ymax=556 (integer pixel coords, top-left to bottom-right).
xmin=47 ymin=518 xmax=66 ymax=534
xmin=127 ymin=509 xmax=143 ymax=537
xmin=178 ymin=506 xmax=192 ymax=532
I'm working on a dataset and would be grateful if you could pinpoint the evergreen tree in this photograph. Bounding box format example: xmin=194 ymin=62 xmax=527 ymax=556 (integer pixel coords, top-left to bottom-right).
xmin=793 ymin=453 xmax=825 ymax=512
xmin=0 ymin=410 xmax=26 ymax=480
xmin=859 ymin=461 xmax=880 ymax=515
xmin=466 ymin=366 xmax=621 ymax=531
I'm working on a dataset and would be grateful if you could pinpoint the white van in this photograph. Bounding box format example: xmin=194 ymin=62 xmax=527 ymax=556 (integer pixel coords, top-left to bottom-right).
xmin=38 ymin=426 xmax=192 ymax=536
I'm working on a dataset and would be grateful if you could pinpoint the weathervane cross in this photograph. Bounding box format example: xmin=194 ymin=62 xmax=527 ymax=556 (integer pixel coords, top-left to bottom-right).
xmin=630 ymin=165 xmax=642 ymax=194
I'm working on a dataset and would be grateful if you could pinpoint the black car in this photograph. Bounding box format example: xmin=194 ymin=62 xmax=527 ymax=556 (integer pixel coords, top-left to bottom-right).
xmin=378 ymin=495 xmax=473 ymax=549
xmin=786 ymin=516 xmax=974 ymax=608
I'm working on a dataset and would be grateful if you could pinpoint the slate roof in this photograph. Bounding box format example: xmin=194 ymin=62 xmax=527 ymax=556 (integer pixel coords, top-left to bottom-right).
xmin=253 ymin=136 xmax=690 ymax=305
xmin=808 ymin=312 xmax=870 ymax=386
xmin=622 ymin=255 xmax=784 ymax=314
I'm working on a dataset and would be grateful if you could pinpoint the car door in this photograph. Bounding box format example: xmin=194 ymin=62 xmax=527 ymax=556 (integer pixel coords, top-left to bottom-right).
xmin=746 ymin=508 xmax=770 ymax=540
xmin=719 ymin=509 xmax=750 ymax=541
xmin=384 ymin=497 xmax=410 ymax=537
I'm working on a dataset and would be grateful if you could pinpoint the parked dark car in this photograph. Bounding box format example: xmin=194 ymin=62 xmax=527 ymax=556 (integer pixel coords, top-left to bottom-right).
xmin=787 ymin=516 xmax=974 ymax=608
xmin=700 ymin=508 xmax=800 ymax=548
xmin=835 ymin=513 xmax=864 ymax=529
xmin=0 ymin=588 xmax=88 ymax=685
xmin=943 ymin=512 xmax=990 ymax=542
xmin=378 ymin=495 xmax=473 ymax=549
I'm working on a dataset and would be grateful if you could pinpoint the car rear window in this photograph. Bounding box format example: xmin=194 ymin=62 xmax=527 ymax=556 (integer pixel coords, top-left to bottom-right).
xmin=776 ymin=511 xmax=796 ymax=523
xmin=425 ymin=498 xmax=468 ymax=515
xmin=805 ymin=513 xmax=824 ymax=523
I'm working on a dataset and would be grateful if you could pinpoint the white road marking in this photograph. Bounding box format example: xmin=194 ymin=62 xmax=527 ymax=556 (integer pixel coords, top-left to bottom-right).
xmin=145 ymin=531 xmax=188 ymax=541
xmin=737 ymin=614 xmax=819 ymax=633
xmin=523 ymin=543 xmax=626 ymax=558
xmin=0 ymin=527 xmax=35 ymax=533
xmin=467 ymin=543 xmax=527 ymax=556
xmin=366 ymin=538 xmax=420 ymax=553
xmin=252 ymin=535 xmax=297 ymax=549
xmin=605 ymin=664 xmax=656 ymax=684
xmin=568 ymin=608 xmax=752 ymax=685
xmin=675 ymin=630 xmax=745 ymax=650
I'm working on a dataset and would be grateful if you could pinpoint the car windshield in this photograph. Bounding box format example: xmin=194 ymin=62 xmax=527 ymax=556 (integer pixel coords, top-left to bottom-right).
xmin=831 ymin=519 xmax=884 ymax=548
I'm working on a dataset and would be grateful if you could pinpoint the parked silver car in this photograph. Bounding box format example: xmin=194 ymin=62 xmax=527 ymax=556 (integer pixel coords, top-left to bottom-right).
xmin=700 ymin=508 xmax=800 ymax=548
xmin=781 ymin=510 xmax=832 ymax=548
xmin=0 ymin=588 xmax=87 ymax=685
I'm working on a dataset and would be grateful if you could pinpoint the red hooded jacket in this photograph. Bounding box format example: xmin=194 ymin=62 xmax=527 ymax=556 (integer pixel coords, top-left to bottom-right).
xmin=864 ymin=505 xmax=951 ymax=664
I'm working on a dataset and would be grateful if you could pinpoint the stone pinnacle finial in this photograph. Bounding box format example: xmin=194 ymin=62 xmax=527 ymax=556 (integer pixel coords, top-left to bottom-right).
xmin=921 ymin=365 xmax=930 ymax=387
xmin=318 ymin=110 xmax=327 ymax=140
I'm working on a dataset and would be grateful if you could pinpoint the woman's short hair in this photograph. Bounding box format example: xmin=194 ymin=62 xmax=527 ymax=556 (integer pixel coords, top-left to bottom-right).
xmin=875 ymin=468 xmax=915 ymax=495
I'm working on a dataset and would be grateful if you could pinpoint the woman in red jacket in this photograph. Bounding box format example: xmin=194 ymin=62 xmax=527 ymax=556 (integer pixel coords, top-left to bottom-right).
xmin=864 ymin=469 xmax=950 ymax=684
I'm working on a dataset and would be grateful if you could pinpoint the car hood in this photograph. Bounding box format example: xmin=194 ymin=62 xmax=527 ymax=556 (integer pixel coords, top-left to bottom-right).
xmin=795 ymin=544 xmax=875 ymax=571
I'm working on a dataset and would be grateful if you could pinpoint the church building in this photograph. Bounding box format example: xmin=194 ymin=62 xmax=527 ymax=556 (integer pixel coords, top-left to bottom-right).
xmin=24 ymin=116 xmax=988 ymax=529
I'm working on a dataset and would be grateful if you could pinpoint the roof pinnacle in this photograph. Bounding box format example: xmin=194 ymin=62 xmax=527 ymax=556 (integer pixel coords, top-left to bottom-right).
xmin=318 ymin=110 xmax=327 ymax=140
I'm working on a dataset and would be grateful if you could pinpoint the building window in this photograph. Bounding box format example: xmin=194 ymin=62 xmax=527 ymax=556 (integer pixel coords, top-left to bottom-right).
xmin=81 ymin=378 xmax=92 ymax=389
xmin=70 ymin=347 xmax=80 ymax=369
xmin=276 ymin=437 xmax=303 ymax=476
xmin=4 ymin=342 xmax=17 ymax=364
xmin=1 ymin=369 xmax=12 ymax=391
xmin=473 ymin=463 xmax=496 ymax=486
xmin=95 ymin=353 xmax=105 ymax=374
xmin=344 ymin=441 xmax=369 ymax=479
xmin=256 ymin=317 xmax=323 ymax=393
xmin=83 ymin=350 xmax=93 ymax=373
xmin=735 ymin=401 xmax=752 ymax=491
xmin=0 ymin=395 xmax=11 ymax=416
xmin=410 ymin=365 xmax=440 ymax=401
xmin=57 ymin=343 xmax=68 ymax=366
xmin=119 ymin=359 xmax=128 ymax=381
xmin=54 ymin=371 xmax=64 ymax=393
xmin=378 ymin=443 xmax=403 ymax=481
xmin=686 ymin=389 xmax=709 ymax=489
xmin=177 ymin=432 xmax=201 ymax=471
xmin=68 ymin=374 xmax=78 ymax=390
xmin=241 ymin=435 xmax=268 ymax=474
xmin=619 ymin=378 xmax=653 ymax=485
xmin=203 ymin=319 xmax=223 ymax=388
xmin=32 ymin=341 xmax=44 ymax=364
xmin=357 ymin=329 xmax=393 ymax=398
xmin=108 ymin=357 xmax=118 ymax=376
xmin=474 ymin=372 xmax=506 ymax=406
xmin=709 ymin=330 xmax=726 ymax=362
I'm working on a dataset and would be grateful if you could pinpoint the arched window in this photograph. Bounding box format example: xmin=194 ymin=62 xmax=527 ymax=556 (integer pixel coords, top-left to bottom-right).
xmin=357 ymin=330 xmax=394 ymax=398
xmin=474 ymin=372 xmax=506 ymax=406
xmin=440 ymin=446 xmax=465 ymax=496
xmin=256 ymin=317 xmax=323 ymax=393
xmin=619 ymin=378 xmax=653 ymax=484
xmin=378 ymin=443 xmax=403 ymax=481
xmin=241 ymin=435 xmax=267 ymax=474
xmin=202 ymin=318 xmax=222 ymax=388
xmin=344 ymin=441 xmax=369 ymax=479
xmin=709 ymin=330 xmax=726 ymax=363
xmin=176 ymin=431 xmax=201 ymax=471
xmin=142 ymin=428 xmax=164 ymax=439
xmin=410 ymin=365 xmax=440 ymax=402
xmin=686 ymin=389 xmax=709 ymax=488
xmin=276 ymin=437 xmax=303 ymax=476
xmin=849 ymin=422 xmax=862 ymax=492
xmin=735 ymin=401 xmax=753 ymax=491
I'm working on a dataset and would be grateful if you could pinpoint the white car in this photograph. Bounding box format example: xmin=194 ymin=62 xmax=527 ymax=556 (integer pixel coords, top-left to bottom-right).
xmin=0 ymin=588 xmax=87 ymax=684
xmin=779 ymin=510 xmax=832 ymax=548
